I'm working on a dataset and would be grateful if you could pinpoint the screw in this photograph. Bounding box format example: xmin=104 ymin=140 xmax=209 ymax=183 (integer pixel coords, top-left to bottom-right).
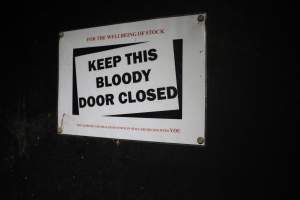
xmin=59 ymin=32 xmax=64 ymax=38
xmin=197 ymin=137 xmax=205 ymax=144
xmin=197 ymin=15 xmax=205 ymax=22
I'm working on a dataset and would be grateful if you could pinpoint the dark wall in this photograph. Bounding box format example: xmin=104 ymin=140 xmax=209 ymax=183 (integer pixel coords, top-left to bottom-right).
xmin=1 ymin=1 xmax=291 ymax=200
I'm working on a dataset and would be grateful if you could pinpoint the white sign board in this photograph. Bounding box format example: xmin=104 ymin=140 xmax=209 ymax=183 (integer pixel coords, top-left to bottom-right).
xmin=58 ymin=14 xmax=206 ymax=145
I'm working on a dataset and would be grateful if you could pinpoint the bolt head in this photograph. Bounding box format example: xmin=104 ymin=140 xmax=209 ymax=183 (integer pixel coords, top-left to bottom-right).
xmin=197 ymin=137 xmax=205 ymax=144
xmin=59 ymin=32 xmax=64 ymax=38
xmin=197 ymin=15 xmax=205 ymax=22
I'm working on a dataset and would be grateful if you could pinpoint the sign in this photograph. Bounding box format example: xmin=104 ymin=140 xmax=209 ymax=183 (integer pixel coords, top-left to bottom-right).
xmin=58 ymin=14 xmax=206 ymax=145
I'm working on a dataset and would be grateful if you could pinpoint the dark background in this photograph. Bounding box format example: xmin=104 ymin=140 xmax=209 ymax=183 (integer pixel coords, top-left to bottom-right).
xmin=0 ymin=1 xmax=292 ymax=199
